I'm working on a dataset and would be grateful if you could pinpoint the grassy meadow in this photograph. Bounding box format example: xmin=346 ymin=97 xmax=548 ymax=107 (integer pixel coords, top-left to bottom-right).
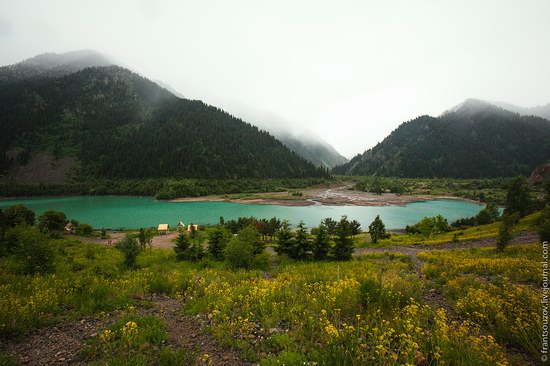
xmin=0 ymin=229 xmax=542 ymax=365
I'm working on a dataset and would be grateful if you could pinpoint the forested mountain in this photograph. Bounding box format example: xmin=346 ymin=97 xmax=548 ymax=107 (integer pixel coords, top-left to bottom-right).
xmin=0 ymin=55 xmax=328 ymax=180
xmin=273 ymin=132 xmax=348 ymax=169
xmin=333 ymin=99 xmax=550 ymax=178
xmin=0 ymin=50 xmax=113 ymax=86
xmin=491 ymin=101 xmax=550 ymax=121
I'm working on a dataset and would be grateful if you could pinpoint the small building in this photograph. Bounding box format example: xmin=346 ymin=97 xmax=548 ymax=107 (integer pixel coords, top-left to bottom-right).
xmin=187 ymin=224 xmax=199 ymax=233
xmin=158 ymin=224 xmax=170 ymax=235
xmin=64 ymin=222 xmax=76 ymax=235
xmin=176 ymin=221 xmax=186 ymax=231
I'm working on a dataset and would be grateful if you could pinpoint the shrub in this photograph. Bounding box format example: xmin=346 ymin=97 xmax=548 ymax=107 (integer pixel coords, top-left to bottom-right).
xmin=238 ymin=225 xmax=264 ymax=254
xmin=37 ymin=210 xmax=67 ymax=233
xmin=76 ymin=223 xmax=93 ymax=236
xmin=496 ymin=215 xmax=515 ymax=252
xmin=4 ymin=204 xmax=35 ymax=227
xmin=12 ymin=227 xmax=56 ymax=274
xmin=115 ymin=235 xmax=140 ymax=268
xmin=475 ymin=203 xmax=501 ymax=225
xmin=407 ymin=215 xmax=450 ymax=237
xmin=225 ymin=235 xmax=255 ymax=269
xmin=504 ymin=176 xmax=532 ymax=216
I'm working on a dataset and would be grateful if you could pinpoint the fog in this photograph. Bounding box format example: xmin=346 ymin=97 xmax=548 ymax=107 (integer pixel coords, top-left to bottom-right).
xmin=1 ymin=0 xmax=549 ymax=158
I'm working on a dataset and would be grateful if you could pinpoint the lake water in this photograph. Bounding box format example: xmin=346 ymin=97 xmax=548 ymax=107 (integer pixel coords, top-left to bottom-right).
xmin=0 ymin=196 xmax=485 ymax=229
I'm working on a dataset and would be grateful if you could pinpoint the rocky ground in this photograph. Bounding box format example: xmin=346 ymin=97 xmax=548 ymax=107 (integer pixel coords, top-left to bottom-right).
xmin=2 ymin=296 xmax=249 ymax=366
xmin=170 ymin=184 xmax=475 ymax=207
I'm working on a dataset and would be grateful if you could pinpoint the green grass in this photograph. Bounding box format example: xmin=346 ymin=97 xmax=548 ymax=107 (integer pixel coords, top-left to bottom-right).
xmin=0 ymin=223 xmax=541 ymax=365
xmin=366 ymin=212 xmax=540 ymax=247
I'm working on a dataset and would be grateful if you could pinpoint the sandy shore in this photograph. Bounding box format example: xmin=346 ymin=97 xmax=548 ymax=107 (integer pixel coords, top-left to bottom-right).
xmin=170 ymin=185 xmax=477 ymax=207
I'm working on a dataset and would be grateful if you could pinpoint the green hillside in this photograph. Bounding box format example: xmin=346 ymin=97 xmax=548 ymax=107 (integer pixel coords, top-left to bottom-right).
xmin=0 ymin=63 xmax=327 ymax=180
xmin=333 ymin=99 xmax=550 ymax=178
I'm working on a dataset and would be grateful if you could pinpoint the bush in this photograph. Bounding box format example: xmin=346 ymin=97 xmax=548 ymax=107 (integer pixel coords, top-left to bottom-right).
xmin=225 ymin=235 xmax=255 ymax=269
xmin=407 ymin=215 xmax=450 ymax=237
xmin=496 ymin=215 xmax=516 ymax=252
xmin=12 ymin=228 xmax=56 ymax=274
xmin=115 ymin=235 xmax=140 ymax=268
xmin=37 ymin=210 xmax=67 ymax=233
xmin=76 ymin=223 xmax=93 ymax=236
xmin=4 ymin=204 xmax=35 ymax=227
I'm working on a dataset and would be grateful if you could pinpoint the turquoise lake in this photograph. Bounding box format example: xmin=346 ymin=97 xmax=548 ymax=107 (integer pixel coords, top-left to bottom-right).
xmin=0 ymin=196 xmax=485 ymax=229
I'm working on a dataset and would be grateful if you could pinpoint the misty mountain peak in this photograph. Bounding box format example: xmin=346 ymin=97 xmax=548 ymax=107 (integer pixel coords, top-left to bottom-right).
xmin=20 ymin=49 xmax=112 ymax=69
xmin=444 ymin=98 xmax=495 ymax=115
xmin=0 ymin=49 xmax=113 ymax=85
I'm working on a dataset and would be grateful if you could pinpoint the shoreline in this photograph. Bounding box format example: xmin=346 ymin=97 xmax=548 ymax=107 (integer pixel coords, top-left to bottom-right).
xmin=169 ymin=192 xmax=481 ymax=207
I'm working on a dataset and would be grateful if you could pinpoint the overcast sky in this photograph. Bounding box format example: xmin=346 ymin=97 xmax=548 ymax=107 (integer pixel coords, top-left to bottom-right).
xmin=1 ymin=0 xmax=549 ymax=158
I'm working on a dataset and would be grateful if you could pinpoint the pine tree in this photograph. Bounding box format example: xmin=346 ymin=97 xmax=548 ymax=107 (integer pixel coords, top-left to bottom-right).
xmin=275 ymin=220 xmax=294 ymax=257
xmin=313 ymin=224 xmax=330 ymax=260
xmin=369 ymin=215 xmax=388 ymax=244
xmin=292 ymin=221 xmax=311 ymax=260
xmin=174 ymin=232 xmax=191 ymax=261
xmin=332 ymin=216 xmax=354 ymax=261
xmin=208 ymin=227 xmax=230 ymax=260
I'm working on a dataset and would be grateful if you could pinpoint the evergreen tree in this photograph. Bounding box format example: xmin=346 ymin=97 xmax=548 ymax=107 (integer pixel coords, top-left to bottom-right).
xmin=313 ymin=224 xmax=330 ymax=260
xmin=275 ymin=220 xmax=294 ymax=256
xmin=173 ymin=232 xmax=191 ymax=261
xmin=350 ymin=220 xmax=361 ymax=237
xmin=291 ymin=221 xmax=311 ymax=260
xmin=208 ymin=227 xmax=230 ymax=260
xmin=322 ymin=218 xmax=337 ymax=235
xmin=331 ymin=216 xmax=354 ymax=261
xmin=368 ymin=215 xmax=388 ymax=244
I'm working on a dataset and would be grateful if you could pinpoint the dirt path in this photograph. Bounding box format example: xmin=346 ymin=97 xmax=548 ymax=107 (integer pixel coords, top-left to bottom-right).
xmin=154 ymin=297 xmax=248 ymax=366
xmin=2 ymin=297 xmax=248 ymax=366
xmin=76 ymin=231 xmax=179 ymax=249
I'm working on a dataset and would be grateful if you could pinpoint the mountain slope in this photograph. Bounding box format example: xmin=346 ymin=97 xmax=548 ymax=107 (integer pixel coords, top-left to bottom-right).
xmin=0 ymin=56 xmax=327 ymax=180
xmin=0 ymin=50 xmax=113 ymax=86
xmin=491 ymin=101 xmax=550 ymax=121
xmin=273 ymin=132 xmax=348 ymax=169
xmin=333 ymin=99 xmax=550 ymax=178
